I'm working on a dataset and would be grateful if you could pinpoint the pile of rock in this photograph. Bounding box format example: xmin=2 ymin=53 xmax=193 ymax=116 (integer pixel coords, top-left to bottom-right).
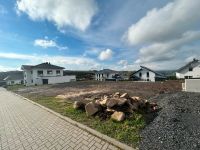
xmin=73 ymin=92 xmax=158 ymax=122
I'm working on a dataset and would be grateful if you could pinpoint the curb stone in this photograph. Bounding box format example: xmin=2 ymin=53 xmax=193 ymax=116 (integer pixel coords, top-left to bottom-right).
xmin=9 ymin=90 xmax=136 ymax=150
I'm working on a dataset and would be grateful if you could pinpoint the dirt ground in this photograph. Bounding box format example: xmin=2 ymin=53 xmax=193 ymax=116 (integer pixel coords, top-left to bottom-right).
xmin=16 ymin=80 xmax=182 ymax=101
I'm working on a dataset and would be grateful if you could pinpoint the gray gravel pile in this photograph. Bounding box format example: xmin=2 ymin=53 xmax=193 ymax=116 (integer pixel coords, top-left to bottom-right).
xmin=139 ymin=92 xmax=200 ymax=150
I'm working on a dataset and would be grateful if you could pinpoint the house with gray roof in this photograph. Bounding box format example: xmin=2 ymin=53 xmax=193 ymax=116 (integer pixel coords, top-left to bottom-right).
xmin=132 ymin=66 xmax=166 ymax=82
xmin=0 ymin=71 xmax=23 ymax=86
xmin=176 ymin=58 xmax=200 ymax=79
xmin=95 ymin=69 xmax=120 ymax=81
xmin=21 ymin=62 xmax=76 ymax=86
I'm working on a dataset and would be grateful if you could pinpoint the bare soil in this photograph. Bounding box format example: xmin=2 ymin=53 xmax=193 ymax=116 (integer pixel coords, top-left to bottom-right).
xmin=16 ymin=80 xmax=182 ymax=101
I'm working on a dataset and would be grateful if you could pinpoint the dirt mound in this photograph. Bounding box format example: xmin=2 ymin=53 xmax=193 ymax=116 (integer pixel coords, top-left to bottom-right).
xmin=139 ymin=92 xmax=200 ymax=150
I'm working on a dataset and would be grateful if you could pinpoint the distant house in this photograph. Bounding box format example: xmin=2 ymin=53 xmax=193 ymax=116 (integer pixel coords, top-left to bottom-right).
xmin=95 ymin=69 xmax=120 ymax=81
xmin=21 ymin=62 xmax=76 ymax=86
xmin=132 ymin=66 xmax=166 ymax=82
xmin=176 ymin=58 xmax=200 ymax=79
xmin=0 ymin=71 xmax=23 ymax=86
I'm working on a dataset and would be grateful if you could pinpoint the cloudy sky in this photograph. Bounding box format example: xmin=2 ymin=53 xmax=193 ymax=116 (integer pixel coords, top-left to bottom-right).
xmin=0 ymin=0 xmax=200 ymax=71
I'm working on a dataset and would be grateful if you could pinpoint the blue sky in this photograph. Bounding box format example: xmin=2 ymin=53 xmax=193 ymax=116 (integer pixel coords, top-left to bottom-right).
xmin=0 ymin=0 xmax=200 ymax=71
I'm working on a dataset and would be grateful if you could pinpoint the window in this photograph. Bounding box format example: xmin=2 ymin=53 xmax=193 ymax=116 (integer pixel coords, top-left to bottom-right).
xmin=189 ymin=67 xmax=193 ymax=71
xmin=47 ymin=70 xmax=53 ymax=75
xmin=37 ymin=70 xmax=43 ymax=76
xmin=31 ymin=80 xmax=33 ymax=83
xmin=56 ymin=70 xmax=61 ymax=75
xmin=139 ymin=72 xmax=142 ymax=77
xmin=107 ymin=74 xmax=109 ymax=78
xmin=11 ymin=81 xmax=14 ymax=84
xmin=147 ymin=72 xmax=149 ymax=78
xmin=31 ymin=71 xmax=33 ymax=74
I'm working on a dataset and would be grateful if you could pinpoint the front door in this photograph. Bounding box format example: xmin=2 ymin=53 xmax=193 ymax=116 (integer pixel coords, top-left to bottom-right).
xmin=42 ymin=79 xmax=48 ymax=85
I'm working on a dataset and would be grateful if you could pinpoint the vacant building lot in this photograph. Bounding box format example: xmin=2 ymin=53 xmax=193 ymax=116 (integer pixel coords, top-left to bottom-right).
xmin=8 ymin=80 xmax=183 ymax=148
xmin=14 ymin=80 xmax=182 ymax=100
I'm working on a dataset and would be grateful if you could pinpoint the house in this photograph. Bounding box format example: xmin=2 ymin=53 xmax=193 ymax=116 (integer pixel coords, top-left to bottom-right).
xmin=0 ymin=71 xmax=23 ymax=86
xmin=95 ymin=69 xmax=120 ymax=81
xmin=132 ymin=66 xmax=166 ymax=82
xmin=176 ymin=58 xmax=200 ymax=79
xmin=21 ymin=62 xmax=76 ymax=86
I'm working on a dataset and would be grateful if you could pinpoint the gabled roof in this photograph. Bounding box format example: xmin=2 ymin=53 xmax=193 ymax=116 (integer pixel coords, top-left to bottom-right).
xmin=21 ymin=62 xmax=65 ymax=70
xmin=21 ymin=65 xmax=33 ymax=70
xmin=133 ymin=66 xmax=166 ymax=77
xmin=96 ymin=69 xmax=118 ymax=74
xmin=0 ymin=71 xmax=23 ymax=81
xmin=177 ymin=59 xmax=199 ymax=73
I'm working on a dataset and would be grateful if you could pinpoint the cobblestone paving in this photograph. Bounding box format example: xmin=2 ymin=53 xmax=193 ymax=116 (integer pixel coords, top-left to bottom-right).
xmin=0 ymin=88 xmax=119 ymax=150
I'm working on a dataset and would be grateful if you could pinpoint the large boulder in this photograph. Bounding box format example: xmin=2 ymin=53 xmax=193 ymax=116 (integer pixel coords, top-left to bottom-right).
xmin=111 ymin=111 xmax=125 ymax=122
xmin=73 ymin=101 xmax=85 ymax=110
xmin=85 ymin=102 xmax=100 ymax=116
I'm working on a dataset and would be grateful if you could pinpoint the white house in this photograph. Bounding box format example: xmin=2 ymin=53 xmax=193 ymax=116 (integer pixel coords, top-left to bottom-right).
xmin=0 ymin=71 xmax=24 ymax=86
xmin=95 ymin=69 xmax=120 ymax=81
xmin=176 ymin=59 xmax=200 ymax=79
xmin=132 ymin=66 xmax=166 ymax=82
xmin=21 ymin=62 xmax=76 ymax=86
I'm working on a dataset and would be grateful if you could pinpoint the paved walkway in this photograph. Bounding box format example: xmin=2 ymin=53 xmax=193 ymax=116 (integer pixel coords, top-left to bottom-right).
xmin=0 ymin=88 xmax=119 ymax=150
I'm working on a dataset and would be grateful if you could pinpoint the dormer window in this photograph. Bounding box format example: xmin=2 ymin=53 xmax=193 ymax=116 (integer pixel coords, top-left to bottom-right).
xmin=189 ymin=67 xmax=193 ymax=71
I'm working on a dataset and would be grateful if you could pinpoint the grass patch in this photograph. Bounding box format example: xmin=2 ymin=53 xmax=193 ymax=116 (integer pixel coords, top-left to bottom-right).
xmin=26 ymin=95 xmax=145 ymax=147
xmin=6 ymin=84 xmax=25 ymax=91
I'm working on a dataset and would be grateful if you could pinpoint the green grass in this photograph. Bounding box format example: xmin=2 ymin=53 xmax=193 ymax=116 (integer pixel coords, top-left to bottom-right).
xmin=27 ymin=95 xmax=145 ymax=147
xmin=6 ymin=84 xmax=25 ymax=91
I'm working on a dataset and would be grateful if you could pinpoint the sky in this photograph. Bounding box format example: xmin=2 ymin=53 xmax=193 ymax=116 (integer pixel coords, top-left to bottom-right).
xmin=0 ymin=0 xmax=200 ymax=71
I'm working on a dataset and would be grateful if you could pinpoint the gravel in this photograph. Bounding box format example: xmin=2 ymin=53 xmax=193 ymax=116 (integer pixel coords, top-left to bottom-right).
xmin=139 ymin=92 xmax=200 ymax=150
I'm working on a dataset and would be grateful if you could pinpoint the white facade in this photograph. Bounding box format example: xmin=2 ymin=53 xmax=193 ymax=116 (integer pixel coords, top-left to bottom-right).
xmin=183 ymin=79 xmax=200 ymax=92
xmin=95 ymin=72 xmax=116 ymax=81
xmin=6 ymin=80 xmax=23 ymax=86
xmin=134 ymin=68 xmax=156 ymax=82
xmin=23 ymin=68 xmax=76 ymax=86
xmin=176 ymin=63 xmax=200 ymax=79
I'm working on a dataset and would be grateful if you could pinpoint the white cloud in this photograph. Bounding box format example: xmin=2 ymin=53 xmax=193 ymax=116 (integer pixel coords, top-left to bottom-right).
xmin=118 ymin=60 xmax=128 ymax=66
xmin=136 ymin=31 xmax=200 ymax=63
xmin=34 ymin=38 xmax=68 ymax=50
xmin=122 ymin=0 xmax=200 ymax=69
xmin=0 ymin=65 xmax=19 ymax=72
xmin=16 ymin=0 xmax=98 ymax=31
xmin=0 ymin=52 xmax=100 ymax=70
xmin=125 ymin=0 xmax=200 ymax=45
xmin=34 ymin=39 xmax=56 ymax=48
xmin=83 ymin=47 xmax=100 ymax=56
xmin=98 ymin=49 xmax=114 ymax=61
